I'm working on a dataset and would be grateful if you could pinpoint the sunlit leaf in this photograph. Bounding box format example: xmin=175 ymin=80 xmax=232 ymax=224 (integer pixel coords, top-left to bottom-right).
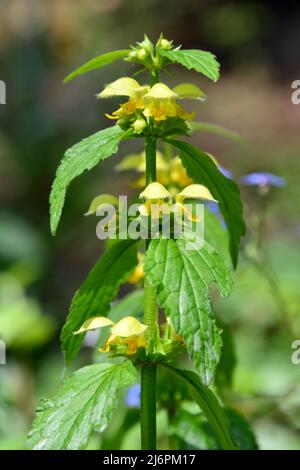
xmin=64 ymin=50 xmax=130 ymax=83
xmin=145 ymin=238 xmax=232 ymax=384
xmin=160 ymin=49 xmax=220 ymax=82
xmin=50 ymin=125 xmax=127 ymax=235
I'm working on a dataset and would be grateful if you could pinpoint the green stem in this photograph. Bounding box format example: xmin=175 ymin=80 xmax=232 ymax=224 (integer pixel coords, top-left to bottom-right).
xmin=145 ymin=136 xmax=157 ymax=184
xmin=141 ymin=113 xmax=158 ymax=449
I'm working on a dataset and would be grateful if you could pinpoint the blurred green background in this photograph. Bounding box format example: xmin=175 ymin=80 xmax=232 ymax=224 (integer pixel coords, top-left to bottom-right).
xmin=0 ymin=0 xmax=300 ymax=450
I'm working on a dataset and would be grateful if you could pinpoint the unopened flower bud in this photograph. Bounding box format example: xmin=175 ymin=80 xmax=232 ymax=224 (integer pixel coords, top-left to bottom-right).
xmin=159 ymin=39 xmax=172 ymax=50
xmin=137 ymin=48 xmax=147 ymax=60
xmin=128 ymin=50 xmax=137 ymax=58
xmin=133 ymin=118 xmax=147 ymax=134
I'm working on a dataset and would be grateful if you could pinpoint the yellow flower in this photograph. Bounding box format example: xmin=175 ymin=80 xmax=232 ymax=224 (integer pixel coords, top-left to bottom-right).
xmin=169 ymin=156 xmax=193 ymax=187
xmin=98 ymin=77 xmax=149 ymax=120
xmin=173 ymin=184 xmax=217 ymax=222
xmin=98 ymin=77 xmax=148 ymax=99
xmin=144 ymin=83 xmax=194 ymax=122
xmin=176 ymin=184 xmax=217 ymax=203
xmin=163 ymin=317 xmax=184 ymax=343
xmin=139 ymin=182 xmax=171 ymax=217
xmin=127 ymin=253 xmax=144 ymax=284
xmin=140 ymin=181 xmax=171 ymax=199
xmin=74 ymin=315 xmax=147 ymax=356
xmin=105 ymin=100 xmax=144 ymax=120
xmin=98 ymin=78 xmax=196 ymax=124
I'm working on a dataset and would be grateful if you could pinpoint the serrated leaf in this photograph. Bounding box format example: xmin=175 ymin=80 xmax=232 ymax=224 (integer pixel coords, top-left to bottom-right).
xmin=27 ymin=361 xmax=137 ymax=450
xmin=163 ymin=364 xmax=237 ymax=450
xmin=167 ymin=139 xmax=246 ymax=267
xmin=145 ymin=238 xmax=232 ymax=384
xmin=50 ymin=125 xmax=126 ymax=235
xmin=61 ymin=239 xmax=138 ymax=365
xmin=63 ymin=50 xmax=131 ymax=83
xmin=189 ymin=121 xmax=243 ymax=142
xmin=160 ymin=49 xmax=220 ymax=82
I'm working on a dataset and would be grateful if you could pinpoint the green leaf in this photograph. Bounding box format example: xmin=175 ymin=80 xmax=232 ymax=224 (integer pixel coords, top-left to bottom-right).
xmin=50 ymin=125 xmax=126 ymax=235
xmin=63 ymin=50 xmax=131 ymax=83
xmin=61 ymin=239 xmax=138 ymax=364
xmin=173 ymin=83 xmax=206 ymax=100
xmin=215 ymin=323 xmax=237 ymax=394
xmin=160 ymin=49 xmax=220 ymax=82
xmin=167 ymin=139 xmax=246 ymax=267
xmin=170 ymin=409 xmax=218 ymax=450
xmin=204 ymin=208 xmax=231 ymax=266
xmin=162 ymin=364 xmax=237 ymax=450
xmin=189 ymin=121 xmax=243 ymax=142
xmin=144 ymin=238 xmax=232 ymax=384
xmin=170 ymin=407 xmax=257 ymax=450
xmin=226 ymin=408 xmax=258 ymax=450
xmin=27 ymin=361 xmax=137 ymax=450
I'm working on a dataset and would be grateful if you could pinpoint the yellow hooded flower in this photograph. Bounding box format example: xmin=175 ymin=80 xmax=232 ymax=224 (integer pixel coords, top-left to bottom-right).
xmin=139 ymin=182 xmax=171 ymax=217
xmin=176 ymin=184 xmax=217 ymax=203
xmin=173 ymin=184 xmax=217 ymax=222
xmin=74 ymin=315 xmax=147 ymax=356
xmin=144 ymin=83 xmax=194 ymax=122
xmin=98 ymin=77 xmax=149 ymax=120
xmin=98 ymin=77 xmax=148 ymax=99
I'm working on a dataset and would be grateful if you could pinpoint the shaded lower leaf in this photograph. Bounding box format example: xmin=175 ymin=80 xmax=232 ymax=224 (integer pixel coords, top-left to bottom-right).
xmin=170 ymin=407 xmax=257 ymax=450
xmin=27 ymin=361 xmax=137 ymax=450
xmin=163 ymin=364 xmax=237 ymax=450
xmin=215 ymin=323 xmax=237 ymax=395
xmin=145 ymin=238 xmax=232 ymax=384
xmin=226 ymin=408 xmax=258 ymax=450
xmin=170 ymin=409 xmax=218 ymax=450
xmin=61 ymin=239 xmax=138 ymax=364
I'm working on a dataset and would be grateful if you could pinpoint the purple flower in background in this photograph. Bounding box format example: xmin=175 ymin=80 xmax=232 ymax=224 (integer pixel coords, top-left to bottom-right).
xmin=240 ymin=172 xmax=285 ymax=188
xmin=205 ymin=200 xmax=220 ymax=216
xmin=205 ymin=201 xmax=226 ymax=228
xmin=218 ymin=166 xmax=232 ymax=179
xmin=126 ymin=384 xmax=141 ymax=408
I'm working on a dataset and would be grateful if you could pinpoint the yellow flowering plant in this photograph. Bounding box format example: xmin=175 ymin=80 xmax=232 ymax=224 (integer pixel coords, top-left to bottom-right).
xmin=27 ymin=34 xmax=247 ymax=451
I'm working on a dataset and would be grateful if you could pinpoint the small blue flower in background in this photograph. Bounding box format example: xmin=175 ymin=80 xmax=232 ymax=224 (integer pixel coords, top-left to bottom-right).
xmin=218 ymin=166 xmax=232 ymax=179
xmin=240 ymin=172 xmax=285 ymax=188
xmin=205 ymin=200 xmax=220 ymax=216
xmin=126 ymin=383 xmax=141 ymax=408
